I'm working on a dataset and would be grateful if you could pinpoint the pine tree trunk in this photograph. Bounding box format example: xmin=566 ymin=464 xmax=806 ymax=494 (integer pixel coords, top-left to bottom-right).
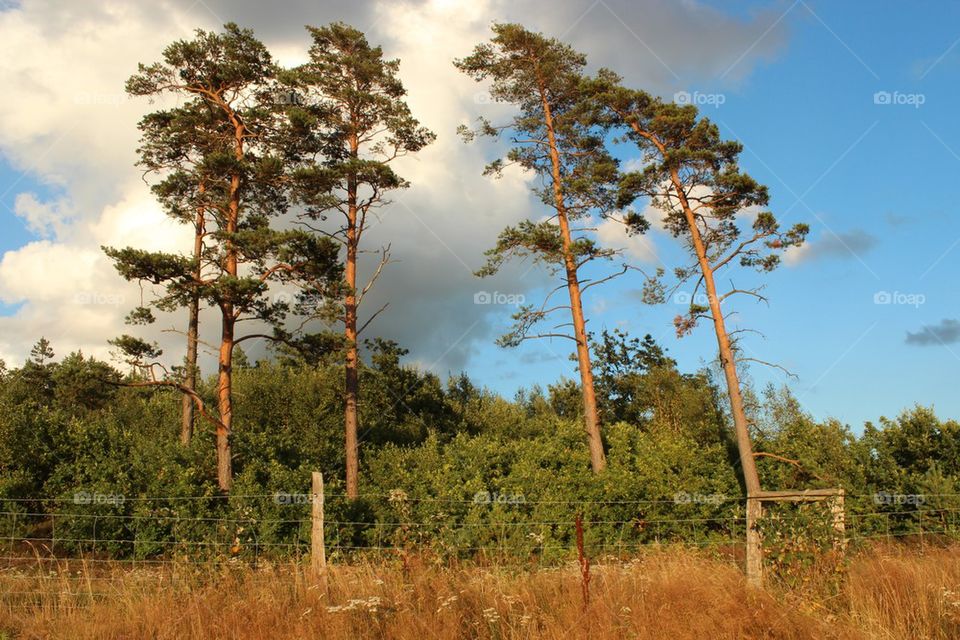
xmin=181 ymin=298 xmax=198 ymax=445
xmin=669 ymin=168 xmax=761 ymax=495
xmin=539 ymin=84 xmax=606 ymax=473
xmin=216 ymin=175 xmax=237 ymax=492
xmin=344 ymin=219 xmax=359 ymax=499
xmin=215 ymin=309 xmax=234 ymax=492
xmin=344 ymin=132 xmax=361 ymax=498
xmin=181 ymin=190 xmax=204 ymax=446
xmin=214 ymin=123 xmax=244 ymax=493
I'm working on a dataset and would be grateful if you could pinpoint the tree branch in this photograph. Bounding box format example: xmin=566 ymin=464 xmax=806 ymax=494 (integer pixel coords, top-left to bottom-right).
xmin=753 ymin=451 xmax=830 ymax=483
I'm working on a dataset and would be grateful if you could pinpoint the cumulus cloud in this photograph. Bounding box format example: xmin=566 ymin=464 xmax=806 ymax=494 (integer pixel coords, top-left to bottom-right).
xmin=595 ymin=216 xmax=659 ymax=263
xmin=0 ymin=0 xmax=788 ymax=375
xmin=906 ymin=319 xmax=960 ymax=347
xmin=784 ymin=229 xmax=878 ymax=265
xmin=13 ymin=193 xmax=74 ymax=237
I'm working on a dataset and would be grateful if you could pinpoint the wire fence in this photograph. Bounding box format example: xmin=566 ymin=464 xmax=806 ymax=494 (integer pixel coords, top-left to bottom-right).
xmin=2 ymin=490 xmax=959 ymax=609
xmin=2 ymin=491 xmax=958 ymax=562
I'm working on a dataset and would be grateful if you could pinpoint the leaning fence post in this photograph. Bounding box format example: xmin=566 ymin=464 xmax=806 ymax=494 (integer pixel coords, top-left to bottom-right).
xmin=745 ymin=495 xmax=763 ymax=588
xmin=311 ymin=471 xmax=326 ymax=575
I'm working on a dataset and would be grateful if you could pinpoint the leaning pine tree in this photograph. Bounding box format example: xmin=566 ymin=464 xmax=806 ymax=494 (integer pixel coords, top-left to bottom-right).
xmin=107 ymin=24 xmax=343 ymax=491
xmin=284 ymin=23 xmax=434 ymax=499
xmin=456 ymin=24 xmax=631 ymax=472
xmin=588 ymin=71 xmax=808 ymax=574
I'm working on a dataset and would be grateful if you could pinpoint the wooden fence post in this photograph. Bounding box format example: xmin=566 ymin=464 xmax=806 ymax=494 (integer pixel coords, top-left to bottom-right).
xmin=575 ymin=514 xmax=590 ymax=610
xmin=745 ymin=495 xmax=763 ymax=588
xmin=831 ymin=489 xmax=846 ymax=551
xmin=311 ymin=471 xmax=326 ymax=575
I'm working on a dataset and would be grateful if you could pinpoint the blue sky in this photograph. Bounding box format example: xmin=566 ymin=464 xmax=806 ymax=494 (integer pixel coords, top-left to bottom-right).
xmin=463 ymin=0 xmax=960 ymax=429
xmin=0 ymin=0 xmax=957 ymax=431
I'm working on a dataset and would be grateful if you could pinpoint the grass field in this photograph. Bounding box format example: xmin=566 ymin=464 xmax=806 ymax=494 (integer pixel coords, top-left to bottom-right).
xmin=1 ymin=544 xmax=958 ymax=639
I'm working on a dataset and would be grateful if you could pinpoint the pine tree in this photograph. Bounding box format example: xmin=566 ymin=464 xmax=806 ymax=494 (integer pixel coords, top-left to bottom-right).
xmin=108 ymin=24 xmax=343 ymax=490
xmin=121 ymin=99 xmax=224 ymax=445
xmin=456 ymin=24 xmax=629 ymax=472
xmin=29 ymin=337 xmax=54 ymax=366
xmin=284 ymin=23 xmax=434 ymax=498
xmin=588 ymin=69 xmax=808 ymax=495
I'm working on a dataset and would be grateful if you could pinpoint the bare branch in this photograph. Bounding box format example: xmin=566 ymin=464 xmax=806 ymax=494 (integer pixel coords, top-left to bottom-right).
xmin=105 ymin=378 xmax=226 ymax=434
xmin=515 ymin=332 xmax=577 ymax=343
xmin=739 ymin=357 xmax=798 ymax=379
xmin=580 ymin=264 xmax=630 ymax=292
xmin=356 ymin=244 xmax=392 ymax=308
xmin=357 ymin=302 xmax=389 ymax=336
xmin=753 ymin=451 xmax=830 ymax=483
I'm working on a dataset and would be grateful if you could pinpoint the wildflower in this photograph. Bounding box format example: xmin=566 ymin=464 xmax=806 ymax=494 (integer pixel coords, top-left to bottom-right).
xmin=482 ymin=607 xmax=500 ymax=624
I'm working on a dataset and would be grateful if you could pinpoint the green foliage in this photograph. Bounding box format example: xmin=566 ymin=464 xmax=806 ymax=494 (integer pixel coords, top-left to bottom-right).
xmin=457 ymin=24 xmax=630 ymax=349
xmin=1 ymin=339 xmax=959 ymax=568
xmin=108 ymin=23 xmax=345 ymax=380
xmin=585 ymin=69 xmax=808 ymax=334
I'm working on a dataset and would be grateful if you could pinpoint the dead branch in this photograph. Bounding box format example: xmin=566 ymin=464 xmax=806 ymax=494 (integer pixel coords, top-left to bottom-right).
xmin=753 ymin=452 xmax=830 ymax=483
xmin=356 ymin=244 xmax=392 ymax=308
xmin=739 ymin=357 xmax=798 ymax=378
xmin=105 ymin=378 xmax=226 ymax=434
xmin=357 ymin=302 xmax=389 ymax=337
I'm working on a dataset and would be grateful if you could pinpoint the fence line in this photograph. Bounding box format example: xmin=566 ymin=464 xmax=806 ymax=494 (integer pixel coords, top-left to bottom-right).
xmin=1 ymin=510 xmax=956 ymax=548
xmin=3 ymin=492 xmax=958 ymax=505
xmin=3 ymin=507 xmax=958 ymax=528
xmin=1 ymin=492 xmax=957 ymax=583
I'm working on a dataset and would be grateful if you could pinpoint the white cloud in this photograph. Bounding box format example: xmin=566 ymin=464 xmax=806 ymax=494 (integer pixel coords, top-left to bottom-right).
xmin=596 ymin=216 xmax=658 ymax=263
xmin=13 ymin=192 xmax=74 ymax=237
xmin=0 ymin=0 xmax=787 ymax=375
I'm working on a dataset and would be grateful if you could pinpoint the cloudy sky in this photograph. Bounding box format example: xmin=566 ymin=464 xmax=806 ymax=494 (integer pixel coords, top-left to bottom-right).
xmin=1 ymin=0 xmax=958 ymax=430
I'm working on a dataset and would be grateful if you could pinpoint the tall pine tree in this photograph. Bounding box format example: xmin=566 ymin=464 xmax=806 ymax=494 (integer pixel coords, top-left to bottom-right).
xmin=456 ymin=24 xmax=628 ymax=472
xmin=283 ymin=23 xmax=434 ymax=498
xmin=589 ymin=70 xmax=807 ymax=495
xmin=108 ymin=24 xmax=343 ymax=490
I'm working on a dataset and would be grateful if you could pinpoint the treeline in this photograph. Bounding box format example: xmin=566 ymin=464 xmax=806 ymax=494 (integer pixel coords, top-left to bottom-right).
xmin=0 ymin=336 xmax=956 ymax=560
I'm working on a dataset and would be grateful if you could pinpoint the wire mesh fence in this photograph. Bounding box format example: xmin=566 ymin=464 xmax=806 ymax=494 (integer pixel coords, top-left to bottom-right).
xmin=2 ymin=489 xmax=959 ymax=610
xmin=2 ymin=490 xmax=958 ymax=565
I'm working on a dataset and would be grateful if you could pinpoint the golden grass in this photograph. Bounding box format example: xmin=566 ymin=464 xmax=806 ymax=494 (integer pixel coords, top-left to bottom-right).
xmin=0 ymin=544 xmax=958 ymax=639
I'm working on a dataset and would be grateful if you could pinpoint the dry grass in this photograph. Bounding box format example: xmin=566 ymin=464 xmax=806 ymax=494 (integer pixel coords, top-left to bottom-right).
xmin=0 ymin=545 xmax=958 ymax=639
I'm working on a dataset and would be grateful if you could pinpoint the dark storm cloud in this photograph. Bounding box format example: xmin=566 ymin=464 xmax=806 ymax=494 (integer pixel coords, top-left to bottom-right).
xmin=497 ymin=0 xmax=789 ymax=89
xmin=168 ymin=0 xmax=379 ymax=40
